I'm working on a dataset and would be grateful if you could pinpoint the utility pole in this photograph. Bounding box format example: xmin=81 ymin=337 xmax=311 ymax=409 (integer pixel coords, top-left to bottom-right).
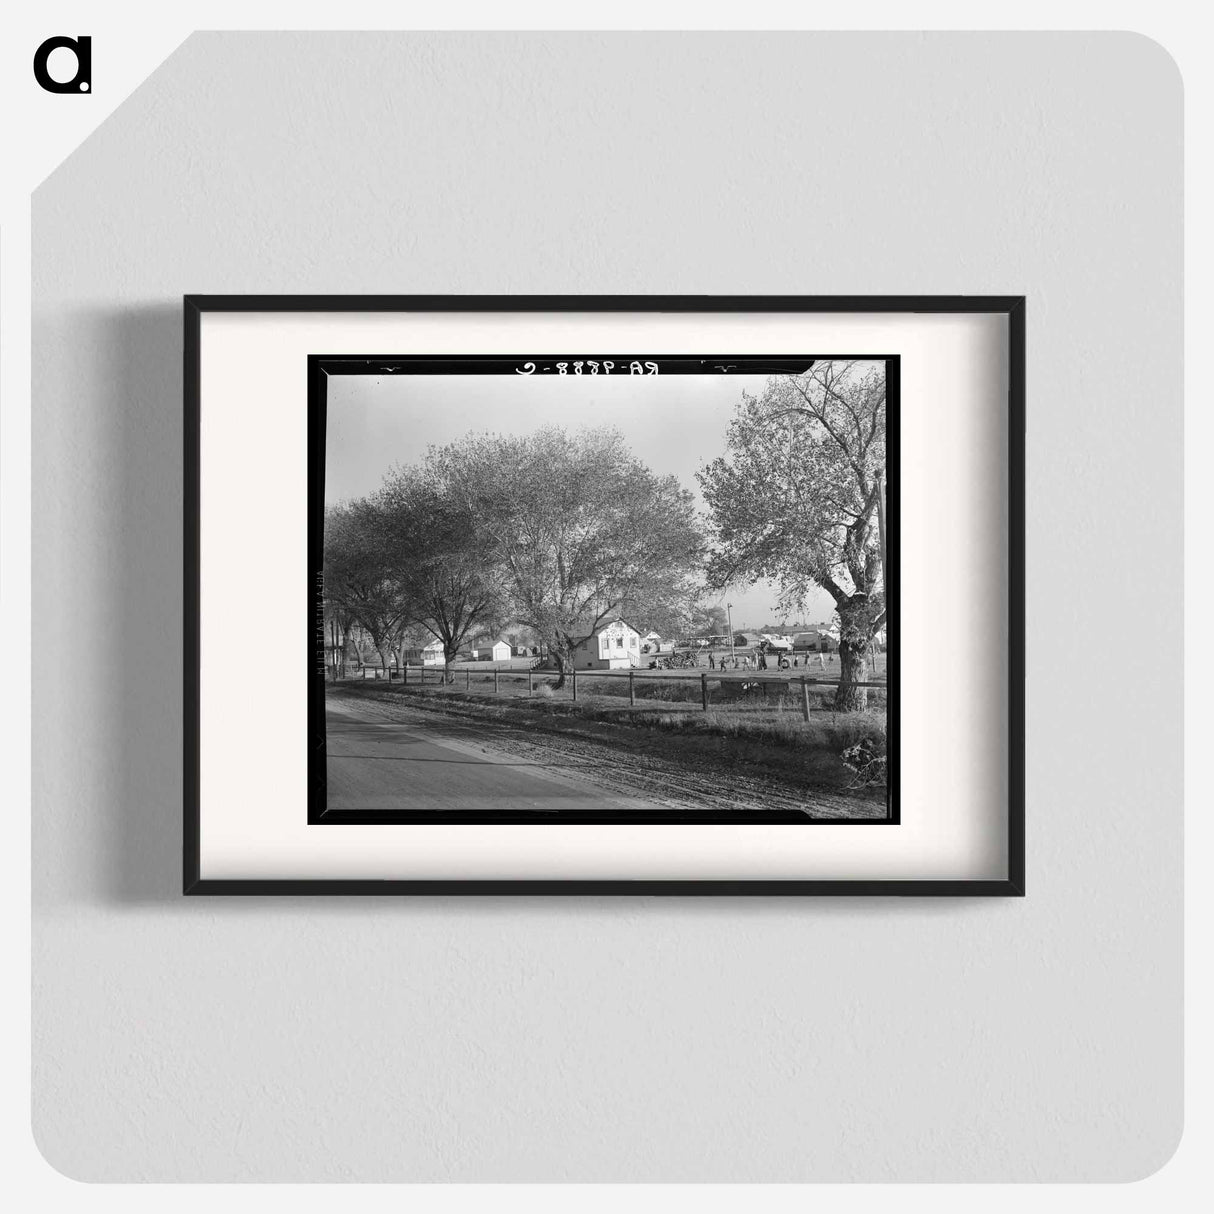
xmin=726 ymin=603 xmax=735 ymax=666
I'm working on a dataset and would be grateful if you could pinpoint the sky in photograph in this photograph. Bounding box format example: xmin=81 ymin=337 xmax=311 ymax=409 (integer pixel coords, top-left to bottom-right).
xmin=325 ymin=371 xmax=839 ymax=630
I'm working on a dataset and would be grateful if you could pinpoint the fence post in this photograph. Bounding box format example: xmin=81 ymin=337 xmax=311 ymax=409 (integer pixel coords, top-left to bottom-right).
xmin=701 ymin=672 xmax=709 ymax=711
xmin=528 ymin=669 xmax=534 ymax=696
xmin=494 ymin=666 xmax=500 ymax=694
xmin=629 ymin=669 xmax=635 ymax=706
xmin=421 ymin=664 xmax=426 ymax=686
xmin=466 ymin=667 xmax=470 ymax=690
xmin=801 ymin=676 xmax=810 ymax=721
xmin=403 ymin=663 xmax=408 ymax=686
xmin=572 ymin=668 xmax=578 ymax=702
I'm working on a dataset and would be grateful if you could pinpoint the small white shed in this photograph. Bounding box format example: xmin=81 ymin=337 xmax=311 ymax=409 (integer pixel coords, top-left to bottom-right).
xmin=473 ymin=640 xmax=512 ymax=662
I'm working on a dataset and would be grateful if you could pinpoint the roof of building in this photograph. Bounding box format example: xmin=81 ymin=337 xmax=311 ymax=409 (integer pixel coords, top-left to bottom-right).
xmin=575 ymin=618 xmax=641 ymax=643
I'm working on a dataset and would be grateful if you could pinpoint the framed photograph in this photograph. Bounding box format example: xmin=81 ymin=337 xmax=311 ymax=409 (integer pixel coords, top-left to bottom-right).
xmin=185 ymin=296 xmax=1024 ymax=894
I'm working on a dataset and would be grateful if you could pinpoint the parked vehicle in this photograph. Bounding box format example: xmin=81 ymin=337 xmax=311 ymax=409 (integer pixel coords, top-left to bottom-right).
xmin=757 ymin=636 xmax=793 ymax=653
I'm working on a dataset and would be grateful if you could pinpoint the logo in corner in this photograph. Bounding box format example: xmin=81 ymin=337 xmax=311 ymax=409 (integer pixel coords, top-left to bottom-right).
xmin=33 ymin=35 xmax=91 ymax=94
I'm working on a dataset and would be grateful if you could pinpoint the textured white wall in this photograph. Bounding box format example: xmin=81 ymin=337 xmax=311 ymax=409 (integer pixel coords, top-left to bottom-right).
xmin=31 ymin=32 xmax=1182 ymax=1181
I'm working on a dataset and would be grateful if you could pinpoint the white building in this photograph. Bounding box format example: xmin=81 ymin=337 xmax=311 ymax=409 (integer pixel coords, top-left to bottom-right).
xmin=404 ymin=638 xmax=446 ymax=666
xmin=572 ymin=619 xmax=642 ymax=670
xmin=472 ymin=640 xmax=512 ymax=662
xmin=640 ymin=630 xmax=663 ymax=653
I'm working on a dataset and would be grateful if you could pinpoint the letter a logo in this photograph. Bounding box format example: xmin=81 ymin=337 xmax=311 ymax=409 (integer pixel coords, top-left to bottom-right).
xmin=33 ymin=36 xmax=92 ymax=94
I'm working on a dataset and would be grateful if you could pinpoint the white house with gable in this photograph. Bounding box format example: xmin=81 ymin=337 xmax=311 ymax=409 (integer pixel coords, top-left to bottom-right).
xmin=572 ymin=619 xmax=642 ymax=670
xmin=403 ymin=638 xmax=446 ymax=666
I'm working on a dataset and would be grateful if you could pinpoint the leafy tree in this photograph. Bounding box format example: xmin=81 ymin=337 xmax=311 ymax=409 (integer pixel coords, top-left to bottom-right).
xmin=434 ymin=426 xmax=703 ymax=687
xmin=323 ymin=503 xmax=408 ymax=672
xmin=698 ymin=604 xmax=729 ymax=636
xmin=366 ymin=466 xmax=505 ymax=681
xmin=643 ymin=585 xmax=707 ymax=645
xmin=698 ymin=361 xmax=886 ymax=710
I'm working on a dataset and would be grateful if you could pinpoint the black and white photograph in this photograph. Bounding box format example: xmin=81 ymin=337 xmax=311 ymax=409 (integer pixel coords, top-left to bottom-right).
xmin=314 ymin=355 xmax=896 ymax=824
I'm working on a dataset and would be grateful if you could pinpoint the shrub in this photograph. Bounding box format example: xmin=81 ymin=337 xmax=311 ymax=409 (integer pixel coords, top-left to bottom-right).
xmin=841 ymin=738 xmax=887 ymax=787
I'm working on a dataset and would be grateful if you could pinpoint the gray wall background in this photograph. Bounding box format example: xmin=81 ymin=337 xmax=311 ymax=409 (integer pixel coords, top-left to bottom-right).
xmin=31 ymin=33 xmax=1182 ymax=1182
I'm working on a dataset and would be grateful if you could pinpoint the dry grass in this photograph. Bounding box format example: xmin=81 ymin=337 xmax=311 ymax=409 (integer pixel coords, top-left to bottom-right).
xmin=330 ymin=674 xmax=888 ymax=791
xmin=642 ymin=706 xmax=886 ymax=752
xmin=327 ymin=674 xmax=888 ymax=757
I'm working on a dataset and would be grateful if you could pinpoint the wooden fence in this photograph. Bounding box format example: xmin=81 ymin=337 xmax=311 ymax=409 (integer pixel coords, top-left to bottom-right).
xmin=351 ymin=662 xmax=885 ymax=722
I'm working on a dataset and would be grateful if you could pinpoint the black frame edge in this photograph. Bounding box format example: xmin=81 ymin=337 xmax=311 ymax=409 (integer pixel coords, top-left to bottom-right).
xmin=186 ymin=879 xmax=1025 ymax=897
xmin=185 ymin=293 xmax=1025 ymax=315
xmin=183 ymin=296 xmax=203 ymax=894
xmin=1007 ymin=298 xmax=1026 ymax=896
xmin=184 ymin=295 xmax=1026 ymax=897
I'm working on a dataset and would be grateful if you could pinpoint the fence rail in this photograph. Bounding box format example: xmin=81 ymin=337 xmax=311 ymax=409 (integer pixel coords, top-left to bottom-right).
xmin=338 ymin=662 xmax=885 ymax=721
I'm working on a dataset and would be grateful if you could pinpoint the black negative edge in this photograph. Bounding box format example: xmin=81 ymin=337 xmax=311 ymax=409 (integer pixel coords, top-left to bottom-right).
xmin=309 ymin=353 xmax=899 ymax=827
xmin=884 ymin=356 xmax=900 ymax=826
xmin=311 ymin=809 xmax=892 ymax=826
xmin=308 ymin=358 xmax=330 ymax=829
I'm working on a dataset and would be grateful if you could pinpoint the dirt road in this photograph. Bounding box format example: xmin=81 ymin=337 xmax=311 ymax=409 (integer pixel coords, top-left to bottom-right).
xmin=325 ymin=687 xmax=885 ymax=819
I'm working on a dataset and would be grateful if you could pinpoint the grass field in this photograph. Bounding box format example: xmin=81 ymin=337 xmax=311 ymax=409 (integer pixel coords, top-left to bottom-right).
xmin=331 ymin=659 xmax=888 ymax=795
xmin=328 ymin=681 xmax=889 ymax=813
xmin=336 ymin=647 xmax=888 ymax=782
xmin=327 ymin=684 xmax=888 ymax=806
xmin=360 ymin=660 xmax=885 ymax=713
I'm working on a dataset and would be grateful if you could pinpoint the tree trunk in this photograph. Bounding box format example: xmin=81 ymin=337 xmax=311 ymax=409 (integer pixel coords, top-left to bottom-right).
xmin=834 ymin=639 xmax=869 ymax=712
xmin=551 ymin=649 xmax=568 ymax=690
xmin=833 ymin=594 xmax=878 ymax=712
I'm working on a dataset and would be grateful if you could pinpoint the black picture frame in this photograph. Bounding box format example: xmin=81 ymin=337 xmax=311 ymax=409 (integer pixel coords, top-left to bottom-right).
xmin=184 ymin=295 xmax=1025 ymax=896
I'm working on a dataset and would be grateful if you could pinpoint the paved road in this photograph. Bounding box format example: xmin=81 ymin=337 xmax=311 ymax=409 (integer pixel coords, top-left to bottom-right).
xmin=326 ymin=714 xmax=659 ymax=811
